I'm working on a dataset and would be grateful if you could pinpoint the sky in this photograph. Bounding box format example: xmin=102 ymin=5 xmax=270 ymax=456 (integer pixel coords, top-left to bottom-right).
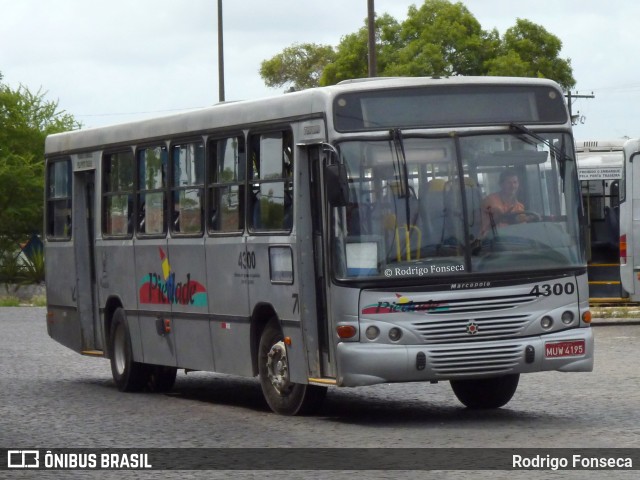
xmin=1 ymin=0 xmax=637 ymax=141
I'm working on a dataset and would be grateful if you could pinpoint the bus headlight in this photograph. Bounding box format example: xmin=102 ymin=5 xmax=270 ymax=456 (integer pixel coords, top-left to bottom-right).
xmin=541 ymin=316 xmax=553 ymax=329
xmin=561 ymin=310 xmax=575 ymax=325
xmin=388 ymin=327 xmax=403 ymax=342
xmin=365 ymin=326 xmax=380 ymax=340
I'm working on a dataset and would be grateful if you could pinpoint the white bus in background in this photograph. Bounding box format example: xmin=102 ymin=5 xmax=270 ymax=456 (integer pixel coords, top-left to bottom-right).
xmin=44 ymin=76 xmax=594 ymax=415
xmin=575 ymin=140 xmax=625 ymax=302
xmin=618 ymin=138 xmax=640 ymax=302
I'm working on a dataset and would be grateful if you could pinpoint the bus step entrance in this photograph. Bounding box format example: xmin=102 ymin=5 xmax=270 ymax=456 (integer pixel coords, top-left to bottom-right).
xmin=588 ymin=262 xmax=626 ymax=301
xmin=81 ymin=350 xmax=104 ymax=357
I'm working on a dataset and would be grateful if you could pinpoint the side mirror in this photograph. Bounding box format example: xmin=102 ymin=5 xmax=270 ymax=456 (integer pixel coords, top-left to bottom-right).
xmin=325 ymin=163 xmax=349 ymax=207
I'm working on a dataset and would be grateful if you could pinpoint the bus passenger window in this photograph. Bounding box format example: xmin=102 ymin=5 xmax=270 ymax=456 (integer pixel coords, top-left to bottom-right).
xmin=171 ymin=141 xmax=205 ymax=235
xmin=103 ymin=151 xmax=134 ymax=237
xmin=248 ymin=130 xmax=294 ymax=232
xmin=137 ymin=145 xmax=168 ymax=235
xmin=208 ymin=136 xmax=245 ymax=233
xmin=46 ymin=159 xmax=72 ymax=239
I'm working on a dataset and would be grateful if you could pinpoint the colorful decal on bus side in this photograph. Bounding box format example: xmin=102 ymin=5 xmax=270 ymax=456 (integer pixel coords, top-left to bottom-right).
xmin=361 ymin=293 xmax=449 ymax=315
xmin=139 ymin=248 xmax=207 ymax=306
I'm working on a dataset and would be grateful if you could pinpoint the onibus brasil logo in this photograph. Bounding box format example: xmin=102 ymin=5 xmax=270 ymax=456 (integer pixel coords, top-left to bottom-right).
xmin=139 ymin=248 xmax=207 ymax=306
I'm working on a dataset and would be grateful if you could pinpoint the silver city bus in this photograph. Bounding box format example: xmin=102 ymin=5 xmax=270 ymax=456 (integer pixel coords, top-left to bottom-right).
xmin=616 ymin=138 xmax=640 ymax=303
xmin=44 ymin=77 xmax=593 ymax=414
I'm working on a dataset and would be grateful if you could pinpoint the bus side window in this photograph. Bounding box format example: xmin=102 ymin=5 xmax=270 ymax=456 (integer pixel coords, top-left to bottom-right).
xmin=103 ymin=150 xmax=134 ymax=237
xmin=46 ymin=159 xmax=72 ymax=239
xmin=137 ymin=145 xmax=168 ymax=235
xmin=248 ymin=130 xmax=294 ymax=232
xmin=171 ymin=141 xmax=205 ymax=235
xmin=208 ymin=135 xmax=245 ymax=234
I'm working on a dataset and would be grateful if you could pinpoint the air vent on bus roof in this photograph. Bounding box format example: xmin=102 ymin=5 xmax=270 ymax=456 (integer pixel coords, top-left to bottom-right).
xmin=577 ymin=139 xmax=625 ymax=152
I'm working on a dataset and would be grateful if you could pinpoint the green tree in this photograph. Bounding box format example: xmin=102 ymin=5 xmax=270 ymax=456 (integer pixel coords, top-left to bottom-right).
xmin=259 ymin=43 xmax=337 ymax=91
xmin=383 ymin=0 xmax=496 ymax=78
xmin=260 ymin=0 xmax=575 ymax=91
xmin=485 ymin=19 xmax=575 ymax=88
xmin=321 ymin=13 xmax=402 ymax=85
xmin=0 ymin=76 xmax=80 ymax=245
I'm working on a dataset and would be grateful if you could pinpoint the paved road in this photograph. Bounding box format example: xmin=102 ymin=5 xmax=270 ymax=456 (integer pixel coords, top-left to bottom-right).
xmin=1 ymin=307 xmax=638 ymax=479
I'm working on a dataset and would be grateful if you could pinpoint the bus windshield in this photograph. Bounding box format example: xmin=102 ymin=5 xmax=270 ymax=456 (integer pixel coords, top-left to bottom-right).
xmin=332 ymin=132 xmax=584 ymax=280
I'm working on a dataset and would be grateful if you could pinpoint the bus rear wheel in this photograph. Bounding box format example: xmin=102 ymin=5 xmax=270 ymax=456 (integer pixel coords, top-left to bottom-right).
xmin=258 ymin=319 xmax=326 ymax=415
xmin=450 ymin=374 xmax=519 ymax=409
xmin=109 ymin=308 xmax=177 ymax=393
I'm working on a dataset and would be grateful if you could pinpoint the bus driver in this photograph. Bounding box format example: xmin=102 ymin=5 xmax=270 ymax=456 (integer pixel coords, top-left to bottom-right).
xmin=481 ymin=169 xmax=539 ymax=237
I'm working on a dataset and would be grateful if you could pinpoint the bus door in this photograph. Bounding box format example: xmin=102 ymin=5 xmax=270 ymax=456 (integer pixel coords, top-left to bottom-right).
xmin=581 ymin=177 xmax=623 ymax=300
xmin=71 ymin=156 xmax=101 ymax=352
xmin=310 ymin=145 xmax=333 ymax=378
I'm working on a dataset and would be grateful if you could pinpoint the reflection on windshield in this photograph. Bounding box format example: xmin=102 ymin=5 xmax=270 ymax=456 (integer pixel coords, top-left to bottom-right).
xmin=332 ymin=133 xmax=584 ymax=280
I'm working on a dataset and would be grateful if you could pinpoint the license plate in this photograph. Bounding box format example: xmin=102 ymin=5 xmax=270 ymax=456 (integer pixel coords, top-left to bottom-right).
xmin=545 ymin=340 xmax=586 ymax=358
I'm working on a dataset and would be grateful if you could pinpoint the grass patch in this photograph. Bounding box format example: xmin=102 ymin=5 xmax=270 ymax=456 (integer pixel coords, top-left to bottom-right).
xmin=30 ymin=295 xmax=47 ymax=307
xmin=0 ymin=296 xmax=21 ymax=307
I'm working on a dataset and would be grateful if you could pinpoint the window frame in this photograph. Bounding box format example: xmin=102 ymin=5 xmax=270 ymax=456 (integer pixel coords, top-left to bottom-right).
xmin=102 ymin=149 xmax=135 ymax=239
xmin=247 ymin=128 xmax=294 ymax=234
xmin=170 ymin=138 xmax=206 ymax=237
xmin=135 ymin=143 xmax=169 ymax=238
xmin=207 ymin=133 xmax=246 ymax=236
xmin=45 ymin=157 xmax=73 ymax=241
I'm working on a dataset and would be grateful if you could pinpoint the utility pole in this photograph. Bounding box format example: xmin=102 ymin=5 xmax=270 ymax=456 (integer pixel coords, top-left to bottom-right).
xmin=367 ymin=0 xmax=377 ymax=77
xmin=217 ymin=0 xmax=225 ymax=102
xmin=565 ymin=91 xmax=594 ymax=125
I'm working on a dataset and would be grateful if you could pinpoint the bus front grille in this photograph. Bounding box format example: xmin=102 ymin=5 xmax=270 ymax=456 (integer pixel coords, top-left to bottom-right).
xmin=429 ymin=344 xmax=521 ymax=376
xmin=412 ymin=314 xmax=530 ymax=343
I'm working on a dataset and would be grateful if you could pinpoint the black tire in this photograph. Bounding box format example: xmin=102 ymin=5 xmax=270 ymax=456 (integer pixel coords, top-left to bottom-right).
xmin=450 ymin=374 xmax=520 ymax=409
xmin=109 ymin=307 xmax=150 ymax=392
xmin=258 ymin=319 xmax=327 ymax=415
xmin=147 ymin=365 xmax=177 ymax=392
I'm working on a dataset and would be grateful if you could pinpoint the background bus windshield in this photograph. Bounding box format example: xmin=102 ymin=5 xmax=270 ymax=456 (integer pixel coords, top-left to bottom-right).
xmin=332 ymin=133 xmax=584 ymax=280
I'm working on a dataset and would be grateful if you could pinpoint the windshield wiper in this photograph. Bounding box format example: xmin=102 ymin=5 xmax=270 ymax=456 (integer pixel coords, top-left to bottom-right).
xmin=510 ymin=123 xmax=571 ymax=163
xmin=510 ymin=122 xmax=570 ymax=190
xmin=390 ymin=128 xmax=412 ymax=227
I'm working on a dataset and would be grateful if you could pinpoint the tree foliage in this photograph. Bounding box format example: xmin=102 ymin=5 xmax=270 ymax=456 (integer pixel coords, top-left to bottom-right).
xmin=259 ymin=43 xmax=337 ymax=91
xmin=0 ymin=75 xmax=80 ymax=244
xmin=259 ymin=0 xmax=575 ymax=91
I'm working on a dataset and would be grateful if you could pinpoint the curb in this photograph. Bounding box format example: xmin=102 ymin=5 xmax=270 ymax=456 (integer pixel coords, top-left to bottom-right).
xmin=591 ymin=317 xmax=640 ymax=326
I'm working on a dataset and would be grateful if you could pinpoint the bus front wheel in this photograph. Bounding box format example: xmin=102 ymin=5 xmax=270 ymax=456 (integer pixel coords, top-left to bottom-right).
xmin=450 ymin=374 xmax=519 ymax=409
xmin=258 ymin=319 xmax=326 ymax=415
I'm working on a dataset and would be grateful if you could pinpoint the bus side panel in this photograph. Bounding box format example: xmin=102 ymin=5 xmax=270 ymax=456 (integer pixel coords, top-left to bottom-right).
xmin=623 ymin=143 xmax=640 ymax=300
xmin=168 ymin=237 xmax=215 ymax=372
xmin=45 ymin=241 xmax=83 ymax=352
xmin=205 ymin=236 xmax=252 ymax=376
xmin=95 ymin=239 xmax=139 ymax=358
xmin=134 ymin=238 xmax=176 ymax=366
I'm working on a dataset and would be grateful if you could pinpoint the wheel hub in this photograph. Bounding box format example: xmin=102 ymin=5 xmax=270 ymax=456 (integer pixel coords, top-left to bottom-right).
xmin=266 ymin=341 xmax=291 ymax=395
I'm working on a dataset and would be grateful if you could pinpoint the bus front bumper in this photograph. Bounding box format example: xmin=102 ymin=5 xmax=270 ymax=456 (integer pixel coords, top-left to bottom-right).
xmin=335 ymin=327 xmax=594 ymax=387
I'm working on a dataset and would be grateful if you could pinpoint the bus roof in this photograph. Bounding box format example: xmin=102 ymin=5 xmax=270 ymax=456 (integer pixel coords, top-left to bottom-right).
xmin=576 ymin=139 xmax=625 ymax=180
xmin=575 ymin=139 xmax=627 ymax=152
xmin=45 ymin=76 xmax=564 ymax=156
